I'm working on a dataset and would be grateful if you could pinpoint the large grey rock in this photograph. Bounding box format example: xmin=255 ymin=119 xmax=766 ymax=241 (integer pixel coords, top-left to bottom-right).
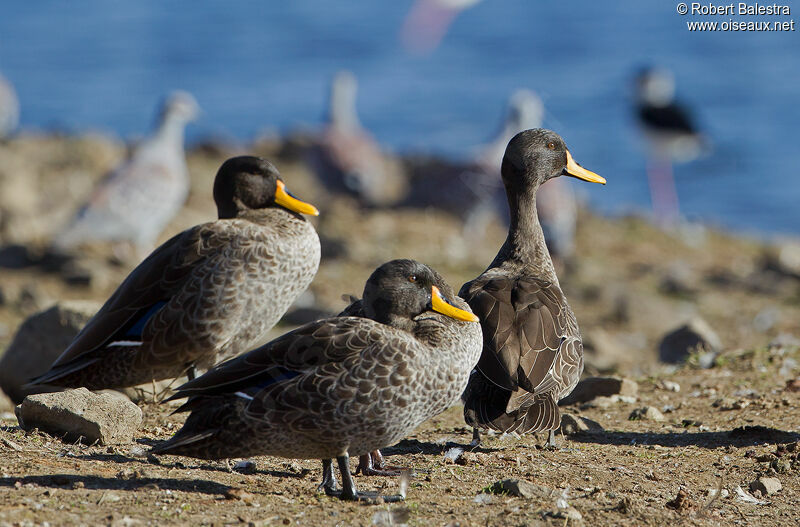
xmin=15 ymin=388 xmax=142 ymax=445
xmin=559 ymin=376 xmax=639 ymax=406
xmin=0 ymin=301 xmax=100 ymax=403
xmin=658 ymin=317 xmax=722 ymax=364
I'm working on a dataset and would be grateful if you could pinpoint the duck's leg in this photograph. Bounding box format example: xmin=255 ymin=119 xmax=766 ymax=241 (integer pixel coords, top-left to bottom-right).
xmin=186 ymin=366 xmax=196 ymax=381
xmin=469 ymin=428 xmax=481 ymax=448
xmin=355 ymin=450 xmax=408 ymax=477
xmin=546 ymin=429 xmax=557 ymax=448
xmin=317 ymin=459 xmax=338 ymax=495
xmin=335 ymin=454 xmax=405 ymax=503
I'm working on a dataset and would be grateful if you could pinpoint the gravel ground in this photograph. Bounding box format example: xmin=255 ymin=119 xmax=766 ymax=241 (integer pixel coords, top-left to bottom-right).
xmin=1 ymin=134 xmax=799 ymax=526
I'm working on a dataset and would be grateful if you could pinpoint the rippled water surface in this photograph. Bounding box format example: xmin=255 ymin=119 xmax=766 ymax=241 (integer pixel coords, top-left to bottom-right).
xmin=1 ymin=1 xmax=798 ymax=234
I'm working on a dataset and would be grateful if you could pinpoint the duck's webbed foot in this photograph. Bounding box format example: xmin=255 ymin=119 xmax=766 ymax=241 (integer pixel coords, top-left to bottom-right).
xmin=317 ymin=459 xmax=339 ymax=495
xmin=355 ymin=450 xmax=412 ymax=477
xmin=328 ymin=454 xmax=406 ymax=503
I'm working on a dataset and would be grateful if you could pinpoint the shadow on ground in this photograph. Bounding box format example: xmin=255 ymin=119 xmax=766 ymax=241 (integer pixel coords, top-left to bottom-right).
xmin=0 ymin=474 xmax=230 ymax=495
xmin=568 ymin=425 xmax=799 ymax=448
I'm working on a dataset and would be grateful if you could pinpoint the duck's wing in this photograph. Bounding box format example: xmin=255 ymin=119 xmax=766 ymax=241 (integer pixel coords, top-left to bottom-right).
xmin=460 ymin=275 xmax=573 ymax=400
xmin=168 ymin=316 xmax=390 ymax=402
xmin=39 ymin=221 xmax=239 ymax=377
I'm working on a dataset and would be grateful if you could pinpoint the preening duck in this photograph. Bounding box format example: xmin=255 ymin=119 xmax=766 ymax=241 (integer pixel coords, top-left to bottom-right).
xmin=151 ymin=259 xmax=482 ymax=502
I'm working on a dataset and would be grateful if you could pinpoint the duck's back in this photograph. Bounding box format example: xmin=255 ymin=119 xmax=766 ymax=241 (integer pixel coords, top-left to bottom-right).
xmin=460 ymin=267 xmax=583 ymax=433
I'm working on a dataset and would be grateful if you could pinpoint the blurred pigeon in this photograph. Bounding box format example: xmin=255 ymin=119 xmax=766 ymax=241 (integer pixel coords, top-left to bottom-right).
xmin=55 ymin=91 xmax=199 ymax=254
xmin=307 ymin=71 xmax=406 ymax=207
xmin=0 ymin=72 xmax=20 ymax=138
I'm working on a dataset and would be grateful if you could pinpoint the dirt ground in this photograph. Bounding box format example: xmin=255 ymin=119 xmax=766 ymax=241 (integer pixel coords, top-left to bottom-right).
xmin=1 ymin=134 xmax=799 ymax=525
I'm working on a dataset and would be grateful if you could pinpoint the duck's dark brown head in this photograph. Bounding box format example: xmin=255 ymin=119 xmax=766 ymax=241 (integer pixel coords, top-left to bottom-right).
xmin=213 ymin=156 xmax=319 ymax=219
xmin=501 ymin=128 xmax=605 ymax=193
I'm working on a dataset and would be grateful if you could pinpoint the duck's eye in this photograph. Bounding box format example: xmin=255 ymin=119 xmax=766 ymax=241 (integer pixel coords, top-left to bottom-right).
xmin=547 ymin=141 xmax=556 ymax=150
xmin=408 ymin=275 xmax=417 ymax=283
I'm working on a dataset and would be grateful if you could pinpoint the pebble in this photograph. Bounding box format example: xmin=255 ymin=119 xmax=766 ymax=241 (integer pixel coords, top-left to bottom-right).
xmin=657 ymin=380 xmax=681 ymax=392
xmin=749 ymin=477 xmax=781 ymax=496
xmin=629 ymin=407 xmax=665 ymax=422
xmin=16 ymin=387 xmax=142 ymax=444
xmin=233 ymin=460 xmax=257 ymax=474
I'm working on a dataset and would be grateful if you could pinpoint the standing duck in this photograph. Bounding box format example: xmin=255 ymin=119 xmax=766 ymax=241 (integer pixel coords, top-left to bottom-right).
xmin=29 ymin=156 xmax=320 ymax=390
xmin=307 ymin=71 xmax=407 ymax=207
xmin=54 ymin=91 xmax=199 ymax=255
xmin=460 ymin=129 xmax=605 ymax=446
xmin=151 ymin=259 xmax=482 ymax=502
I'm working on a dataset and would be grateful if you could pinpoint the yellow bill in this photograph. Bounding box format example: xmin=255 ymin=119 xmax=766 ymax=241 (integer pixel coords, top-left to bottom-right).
xmin=275 ymin=180 xmax=320 ymax=216
xmin=565 ymin=150 xmax=606 ymax=184
xmin=431 ymin=286 xmax=480 ymax=322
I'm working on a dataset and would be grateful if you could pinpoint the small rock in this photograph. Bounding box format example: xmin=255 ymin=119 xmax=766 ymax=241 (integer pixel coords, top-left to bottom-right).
xmin=560 ymin=414 xmax=604 ymax=435
xmin=770 ymin=458 xmax=791 ymax=474
xmin=473 ymin=493 xmax=493 ymax=505
xmin=659 ymin=262 xmax=699 ymax=297
xmin=658 ymin=317 xmax=721 ymax=365
xmin=0 ymin=301 xmax=100 ymax=403
xmin=769 ymin=333 xmax=800 ymax=350
xmin=657 ymin=380 xmax=681 ymax=392
xmin=16 ymin=387 xmax=142 ymax=444
xmin=224 ymin=488 xmax=256 ymax=503
xmin=665 ymin=488 xmax=694 ymax=511
xmin=559 ymin=376 xmax=639 ymax=405
xmin=785 ymin=378 xmax=800 ymax=393
xmin=629 ymin=407 xmax=665 ymax=422
xmin=544 ymin=506 xmax=583 ymax=522
xmin=485 ymin=478 xmax=554 ymax=499
xmin=749 ymin=477 xmax=781 ymax=496
xmin=233 ymin=460 xmax=257 ymax=474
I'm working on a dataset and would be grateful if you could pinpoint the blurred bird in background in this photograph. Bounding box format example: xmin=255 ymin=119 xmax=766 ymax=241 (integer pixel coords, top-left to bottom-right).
xmin=400 ymin=0 xmax=482 ymax=54
xmin=634 ymin=66 xmax=708 ymax=226
xmin=54 ymin=91 xmax=199 ymax=258
xmin=0 ymin=71 xmax=20 ymax=139
xmin=307 ymin=70 xmax=407 ymax=207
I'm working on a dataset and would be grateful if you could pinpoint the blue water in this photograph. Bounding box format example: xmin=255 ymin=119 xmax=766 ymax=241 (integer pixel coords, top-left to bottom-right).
xmin=1 ymin=1 xmax=798 ymax=235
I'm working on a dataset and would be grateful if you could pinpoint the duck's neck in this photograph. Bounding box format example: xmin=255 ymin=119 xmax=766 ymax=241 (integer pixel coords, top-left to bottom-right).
xmin=491 ymin=183 xmax=558 ymax=284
